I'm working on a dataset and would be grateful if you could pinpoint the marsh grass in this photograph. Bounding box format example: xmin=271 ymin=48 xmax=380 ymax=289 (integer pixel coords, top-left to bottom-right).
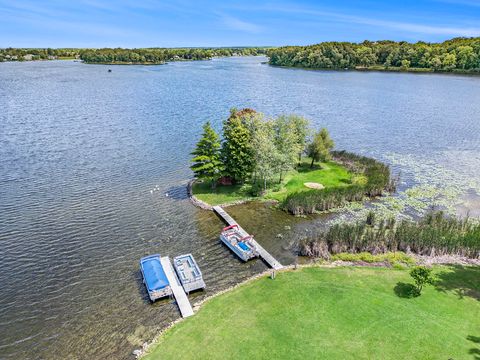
xmin=300 ymin=211 xmax=480 ymax=259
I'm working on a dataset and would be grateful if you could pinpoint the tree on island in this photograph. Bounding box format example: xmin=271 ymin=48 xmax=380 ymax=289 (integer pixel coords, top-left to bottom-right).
xmin=267 ymin=37 xmax=480 ymax=73
xmin=274 ymin=116 xmax=303 ymax=182
xmin=252 ymin=119 xmax=279 ymax=191
xmin=356 ymin=46 xmax=377 ymax=67
xmin=221 ymin=109 xmax=255 ymax=183
xmin=289 ymin=115 xmax=310 ymax=163
xmin=307 ymin=128 xmax=334 ymax=168
xmin=190 ymin=122 xmax=223 ymax=188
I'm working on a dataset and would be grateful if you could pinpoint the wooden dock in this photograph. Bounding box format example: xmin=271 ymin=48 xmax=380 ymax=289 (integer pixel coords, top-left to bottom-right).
xmin=160 ymin=257 xmax=194 ymax=318
xmin=213 ymin=206 xmax=283 ymax=270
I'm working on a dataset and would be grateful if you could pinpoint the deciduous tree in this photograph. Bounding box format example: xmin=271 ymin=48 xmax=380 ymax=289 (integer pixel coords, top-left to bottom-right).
xmin=307 ymin=128 xmax=334 ymax=168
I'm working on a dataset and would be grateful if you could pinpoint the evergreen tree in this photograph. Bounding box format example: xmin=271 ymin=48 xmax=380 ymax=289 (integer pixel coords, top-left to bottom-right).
xmin=190 ymin=122 xmax=222 ymax=188
xmin=221 ymin=111 xmax=254 ymax=182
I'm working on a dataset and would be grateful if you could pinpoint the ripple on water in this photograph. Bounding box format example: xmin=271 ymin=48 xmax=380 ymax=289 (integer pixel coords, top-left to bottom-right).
xmin=1 ymin=57 xmax=480 ymax=359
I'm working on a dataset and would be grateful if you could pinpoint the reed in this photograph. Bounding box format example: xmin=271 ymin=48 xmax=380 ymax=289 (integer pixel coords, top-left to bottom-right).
xmin=299 ymin=211 xmax=480 ymax=259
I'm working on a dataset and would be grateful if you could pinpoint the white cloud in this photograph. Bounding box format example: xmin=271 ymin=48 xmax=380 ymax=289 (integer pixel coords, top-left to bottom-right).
xmin=219 ymin=14 xmax=262 ymax=33
xmin=351 ymin=15 xmax=480 ymax=37
xmin=235 ymin=3 xmax=480 ymax=38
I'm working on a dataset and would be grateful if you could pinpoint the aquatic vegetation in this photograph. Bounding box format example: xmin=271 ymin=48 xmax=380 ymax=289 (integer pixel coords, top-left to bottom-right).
xmin=324 ymin=152 xmax=480 ymax=226
xmin=300 ymin=211 xmax=480 ymax=259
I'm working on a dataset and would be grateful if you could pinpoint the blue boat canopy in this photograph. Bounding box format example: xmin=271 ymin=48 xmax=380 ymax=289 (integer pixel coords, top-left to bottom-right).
xmin=140 ymin=255 xmax=169 ymax=291
xmin=238 ymin=242 xmax=250 ymax=251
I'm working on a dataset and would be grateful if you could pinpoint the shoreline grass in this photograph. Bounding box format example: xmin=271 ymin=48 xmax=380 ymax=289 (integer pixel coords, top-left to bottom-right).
xmin=143 ymin=266 xmax=480 ymax=360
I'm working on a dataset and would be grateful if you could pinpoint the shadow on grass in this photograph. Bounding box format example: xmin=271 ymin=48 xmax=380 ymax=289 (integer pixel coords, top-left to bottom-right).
xmin=467 ymin=335 xmax=480 ymax=360
xmin=297 ymin=164 xmax=322 ymax=172
xmin=434 ymin=265 xmax=480 ymax=301
xmin=394 ymin=282 xmax=420 ymax=298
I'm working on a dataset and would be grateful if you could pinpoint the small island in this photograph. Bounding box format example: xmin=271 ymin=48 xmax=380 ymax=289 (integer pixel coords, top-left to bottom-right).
xmin=189 ymin=108 xmax=394 ymax=214
xmin=267 ymin=37 xmax=480 ymax=75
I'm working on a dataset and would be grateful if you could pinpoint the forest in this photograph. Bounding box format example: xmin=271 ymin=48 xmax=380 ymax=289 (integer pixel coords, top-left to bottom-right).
xmin=79 ymin=47 xmax=266 ymax=64
xmin=0 ymin=47 xmax=266 ymax=64
xmin=267 ymin=37 xmax=480 ymax=73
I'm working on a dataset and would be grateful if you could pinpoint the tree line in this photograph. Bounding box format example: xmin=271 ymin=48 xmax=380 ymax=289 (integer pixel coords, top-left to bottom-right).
xmin=267 ymin=37 xmax=480 ymax=73
xmin=79 ymin=47 xmax=266 ymax=64
xmin=190 ymin=109 xmax=333 ymax=192
xmin=0 ymin=48 xmax=81 ymax=61
xmin=0 ymin=47 xmax=266 ymax=63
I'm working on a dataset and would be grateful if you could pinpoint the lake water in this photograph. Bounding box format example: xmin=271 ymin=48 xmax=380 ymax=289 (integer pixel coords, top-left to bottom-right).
xmin=1 ymin=56 xmax=480 ymax=359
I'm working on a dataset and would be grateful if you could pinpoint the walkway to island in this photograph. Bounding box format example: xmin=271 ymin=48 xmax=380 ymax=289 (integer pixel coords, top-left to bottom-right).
xmin=213 ymin=206 xmax=284 ymax=270
xmin=160 ymin=257 xmax=194 ymax=318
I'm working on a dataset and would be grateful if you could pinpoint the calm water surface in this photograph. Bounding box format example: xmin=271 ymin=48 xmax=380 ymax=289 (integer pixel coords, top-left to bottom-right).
xmin=1 ymin=57 xmax=480 ymax=359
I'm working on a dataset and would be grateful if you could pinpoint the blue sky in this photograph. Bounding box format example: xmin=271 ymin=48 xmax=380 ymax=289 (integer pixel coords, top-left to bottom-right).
xmin=1 ymin=0 xmax=480 ymax=47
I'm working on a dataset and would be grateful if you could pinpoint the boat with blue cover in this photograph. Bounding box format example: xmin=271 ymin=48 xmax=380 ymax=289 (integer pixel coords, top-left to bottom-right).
xmin=140 ymin=254 xmax=172 ymax=302
xmin=220 ymin=224 xmax=258 ymax=262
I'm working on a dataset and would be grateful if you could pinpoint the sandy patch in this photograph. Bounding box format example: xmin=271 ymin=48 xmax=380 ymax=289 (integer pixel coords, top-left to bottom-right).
xmin=304 ymin=182 xmax=325 ymax=190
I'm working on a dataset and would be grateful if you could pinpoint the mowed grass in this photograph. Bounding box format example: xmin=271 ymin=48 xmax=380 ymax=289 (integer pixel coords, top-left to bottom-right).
xmin=192 ymin=182 xmax=252 ymax=205
xmin=192 ymin=159 xmax=359 ymax=205
xmin=265 ymin=160 xmax=358 ymax=201
xmin=143 ymin=266 xmax=480 ymax=360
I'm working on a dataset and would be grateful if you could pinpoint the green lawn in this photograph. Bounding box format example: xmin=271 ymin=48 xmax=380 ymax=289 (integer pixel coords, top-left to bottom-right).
xmin=192 ymin=159 xmax=360 ymax=205
xmin=264 ymin=160 xmax=361 ymax=201
xmin=192 ymin=182 xmax=253 ymax=205
xmin=143 ymin=266 xmax=480 ymax=360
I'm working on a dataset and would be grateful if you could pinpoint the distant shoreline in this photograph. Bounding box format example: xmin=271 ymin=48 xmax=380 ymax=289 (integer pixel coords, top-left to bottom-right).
xmin=268 ymin=63 xmax=480 ymax=76
xmin=82 ymin=61 xmax=166 ymax=65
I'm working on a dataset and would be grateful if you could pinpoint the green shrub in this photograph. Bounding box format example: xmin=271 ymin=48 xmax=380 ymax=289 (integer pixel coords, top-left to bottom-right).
xmin=410 ymin=266 xmax=435 ymax=295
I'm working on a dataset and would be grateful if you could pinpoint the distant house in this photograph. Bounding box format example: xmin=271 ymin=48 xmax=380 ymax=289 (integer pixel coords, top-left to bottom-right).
xmin=23 ymin=54 xmax=33 ymax=61
xmin=47 ymin=55 xmax=57 ymax=60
